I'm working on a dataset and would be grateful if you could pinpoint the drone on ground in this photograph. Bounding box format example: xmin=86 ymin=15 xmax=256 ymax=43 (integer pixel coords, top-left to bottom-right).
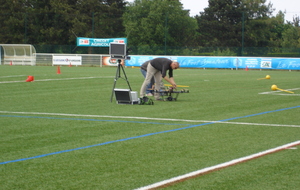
xmin=150 ymin=84 xmax=190 ymax=101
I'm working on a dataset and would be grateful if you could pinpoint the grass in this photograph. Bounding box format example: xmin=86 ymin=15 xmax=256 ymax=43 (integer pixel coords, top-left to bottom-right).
xmin=0 ymin=65 xmax=299 ymax=189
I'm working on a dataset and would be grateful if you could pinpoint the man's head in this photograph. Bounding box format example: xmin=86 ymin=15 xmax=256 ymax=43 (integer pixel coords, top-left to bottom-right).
xmin=171 ymin=61 xmax=179 ymax=70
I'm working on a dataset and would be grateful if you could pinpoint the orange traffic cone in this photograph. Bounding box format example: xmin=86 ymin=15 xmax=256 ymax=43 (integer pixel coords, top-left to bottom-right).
xmin=25 ymin=76 xmax=34 ymax=82
xmin=57 ymin=66 xmax=61 ymax=74
xmin=69 ymin=62 xmax=72 ymax=67
xmin=245 ymin=66 xmax=249 ymax=71
xmin=10 ymin=61 xmax=12 ymax=66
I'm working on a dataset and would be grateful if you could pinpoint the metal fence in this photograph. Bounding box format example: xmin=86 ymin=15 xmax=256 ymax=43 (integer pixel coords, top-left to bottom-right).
xmin=33 ymin=45 xmax=300 ymax=57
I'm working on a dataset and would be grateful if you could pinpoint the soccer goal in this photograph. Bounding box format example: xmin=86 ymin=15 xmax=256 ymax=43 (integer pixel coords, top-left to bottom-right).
xmin=0 ymin=44 xmax=36 ymax=65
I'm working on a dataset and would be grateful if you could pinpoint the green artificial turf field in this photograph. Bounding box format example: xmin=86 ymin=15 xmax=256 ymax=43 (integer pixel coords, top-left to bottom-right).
xmin=0 ymin=65 xmax=299 ymax=189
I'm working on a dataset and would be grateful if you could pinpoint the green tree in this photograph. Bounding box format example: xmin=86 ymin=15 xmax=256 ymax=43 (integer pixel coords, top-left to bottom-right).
xmin=0 ymin=0 xmax=126 ymax=53
xmin=123 ymin=0 xmax=198 ymax=55
xmin=267 ymin=11 xmax=286 ymax=48
xmin=282 ymin=23 xmax=300 ymax=49
xmin=196 ymin=0 xmax=245 ymax=47
xmin=25 ymin=0 xmax=77 ymax=45
xmin=0 ymin=0 xmax=28 ymax=43
xmin=74 ymin=0 xmax=126 ymax=39
xmin=292 ymin=16 xmax=300 ymax=27
xmin=195 ymin=0 xmax=274 ymax=53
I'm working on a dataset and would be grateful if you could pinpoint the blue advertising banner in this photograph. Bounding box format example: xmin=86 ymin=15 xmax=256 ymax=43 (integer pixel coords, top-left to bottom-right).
xmin=126 ymin=55 xmax=178 ymax=67
xmin=126 ymin=56 xmax=300 ymax=70
xmin=233 ymin=57 xmax=300 ymax=70
xmin=77 ymin=37 xmax=127 ymax=47
xmin=177 ymin=56 xmax=232 ymax=68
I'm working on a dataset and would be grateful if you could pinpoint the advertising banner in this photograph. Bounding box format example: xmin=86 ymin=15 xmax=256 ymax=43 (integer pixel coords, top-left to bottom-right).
xmin=125 ymin=56 xmax=300 ymax=70
xmin=102 ymin=56 xmax=124 ymax=66
xmin=177 ymin=56 xmax=232 ymax=68
xmin=77 ymin=37 xmax=127 ymax=47
xmin=53 ymin=56 xmax=82 ymax=66
xmin=126 ymin=55 xmax=178 ymax=67
xmin=233 ymin=57 xmax=300 ymax=70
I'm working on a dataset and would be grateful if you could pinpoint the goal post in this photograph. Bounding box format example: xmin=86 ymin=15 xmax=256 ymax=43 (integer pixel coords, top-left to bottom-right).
xmin=0 ymin=44 xmax=36 ymax=66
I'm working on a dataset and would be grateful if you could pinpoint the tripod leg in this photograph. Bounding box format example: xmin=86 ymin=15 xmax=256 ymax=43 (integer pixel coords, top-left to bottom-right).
xmin=120 ymin=64 xmax=132 ymax=91
xmin=110 ymin=63 xmax=121 ymax=102
xmin=110 ymin=60 xmax=132 ymax=102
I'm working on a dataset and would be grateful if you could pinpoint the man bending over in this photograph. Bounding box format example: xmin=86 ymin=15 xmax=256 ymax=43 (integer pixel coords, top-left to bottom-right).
xmin=140 ymin=58 xmax=179 ymax=100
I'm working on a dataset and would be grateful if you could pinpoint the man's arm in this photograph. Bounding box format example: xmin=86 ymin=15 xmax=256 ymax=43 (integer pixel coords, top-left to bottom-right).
xmin=163 ymin=76 xmax=177 ymax=88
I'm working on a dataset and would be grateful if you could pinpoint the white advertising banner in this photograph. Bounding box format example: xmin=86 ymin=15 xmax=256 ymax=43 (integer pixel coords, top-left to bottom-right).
xmin=53 ymin=56 xmax=82 ymax=66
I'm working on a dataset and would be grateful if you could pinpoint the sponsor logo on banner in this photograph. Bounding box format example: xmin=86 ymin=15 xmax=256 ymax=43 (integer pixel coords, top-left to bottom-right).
xmin=114 ymin=39 xmax=125 ymax=43
xmin=78 ymin=39 xmax=89 ymax=45
xmin=102 ymin=56 xmax=124 ymax=66
xmin=261 ymin=59 xmax=272 ymax=68
xmin=53 ymin=56 xmax=82 ymax=65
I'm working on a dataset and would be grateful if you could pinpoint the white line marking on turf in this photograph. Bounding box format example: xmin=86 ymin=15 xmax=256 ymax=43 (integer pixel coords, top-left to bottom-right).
xmin=0 ymin=80 xmax=27 ymax=83
xmin=0 ymin=111 xmax=213 ymax=123
xmin=215 ymin=121 xmax=300 ymax=128
xmin=0 ymin=76 xmax=113 ymax=84
xmin=0 ymin=111 xmax=300 ymax=128
xmin=0 ymin=75 xmax=27 ymax=78
xmin=261 ymin=93 xmax=300 ymax=96
xmin=259 ymin=88 xmax=300 ymax=96
xmin=134 ymin=140 xmax=300 ymax=190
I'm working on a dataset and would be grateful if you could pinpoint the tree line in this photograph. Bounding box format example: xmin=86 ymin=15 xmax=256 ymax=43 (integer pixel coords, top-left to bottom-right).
xmin=1 ymin=0 xmax=299 ymax=56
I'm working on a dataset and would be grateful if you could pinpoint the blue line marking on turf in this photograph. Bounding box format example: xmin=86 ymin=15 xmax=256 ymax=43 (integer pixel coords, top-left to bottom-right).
xmin=1 ymin=105 xmax=299 ymax=165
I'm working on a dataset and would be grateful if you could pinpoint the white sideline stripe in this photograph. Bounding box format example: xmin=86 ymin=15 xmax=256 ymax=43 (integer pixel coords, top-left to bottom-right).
xmin=0 ymin=111 xmax=213 ymax=123
xmin=0 ymin=76 xmax=113 ymax=83
xmin=134 ymin=141 xmax=300 ymax=190
xmin=0 ymin=111 xmax=300 ymax=128
xmin=216 ymin=121 xmax=300 ymax=128
xmin=0 ymin=75 xmax=27 ymax=78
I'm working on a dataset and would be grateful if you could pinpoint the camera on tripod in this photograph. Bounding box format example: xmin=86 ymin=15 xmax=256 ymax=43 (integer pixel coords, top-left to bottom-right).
xmin=109 ymin=42 xmax=138 ymax=104
xmin=109 ymin=42 xmax=131 ymax=60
